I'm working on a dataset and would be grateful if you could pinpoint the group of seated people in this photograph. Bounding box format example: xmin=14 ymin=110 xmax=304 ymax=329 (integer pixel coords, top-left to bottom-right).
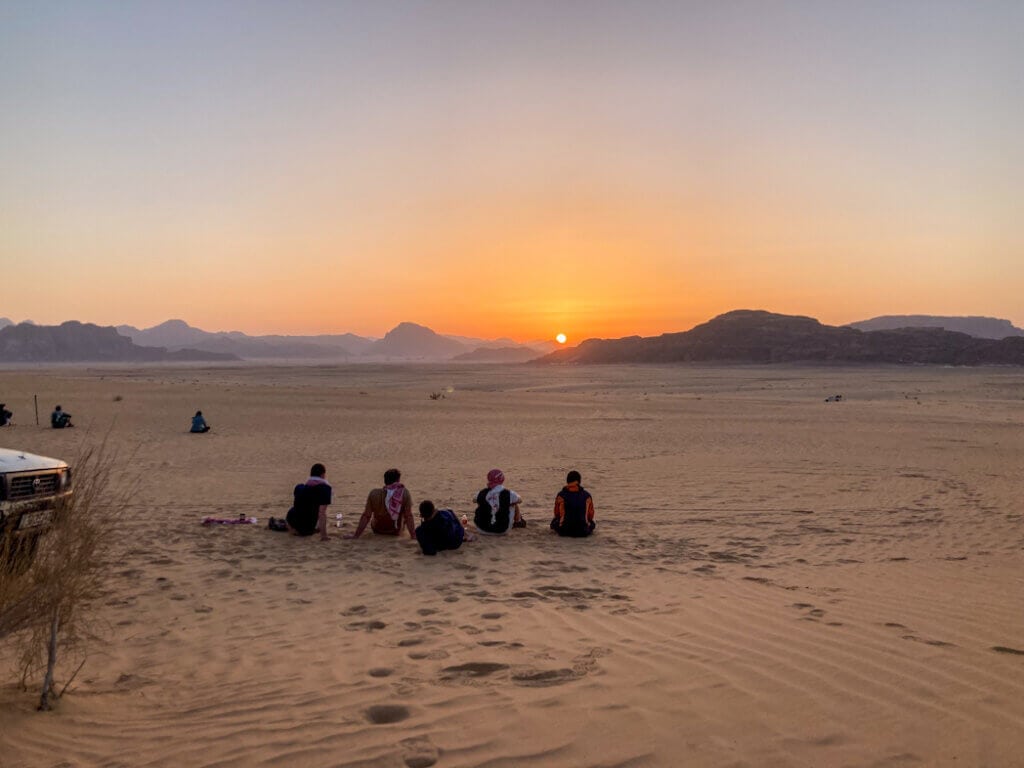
xmin=276 ymin=465 xmax=597 ymax=556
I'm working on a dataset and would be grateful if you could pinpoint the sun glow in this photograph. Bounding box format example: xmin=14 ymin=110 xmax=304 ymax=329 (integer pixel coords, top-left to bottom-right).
xmin=556 ymin=333 xmax=567 ymax=344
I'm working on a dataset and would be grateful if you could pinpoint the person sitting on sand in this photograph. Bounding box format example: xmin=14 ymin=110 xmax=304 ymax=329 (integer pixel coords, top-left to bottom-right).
xmin=473 ymin=469 xmax=524 ymax=535
xmin=0 ymin=403 xmax=11 ymax=427
xmin=345 ymin=468 xmax=415 ymax=539
xmin=550 ymin=470 xmax=596 ymax=537
xmin=50 ymin=405 xmax=73 ymax=429
xmin=285 ymin=463 xmax=331 ymax=541
xmin=190 ymin=410 xmax=211 ymax=433
xmin=415 ymin=500 xmax=466 ymax=556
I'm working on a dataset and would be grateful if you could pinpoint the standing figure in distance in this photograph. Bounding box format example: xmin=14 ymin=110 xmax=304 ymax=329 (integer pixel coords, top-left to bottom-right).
xmin=550 ymin=470 xmax=596 ymax=537
xmin=346 ymin=468 xmax=415 ymax=539
xmin=51 ymin=405 xmax=73 ymax=429
xmin=190 ymin=410 xmax=211 ymax=433
xmin=473 ymin=468 xmax=523 ymax=535
xmin=286 ymin=462 xmax=332 ymax=541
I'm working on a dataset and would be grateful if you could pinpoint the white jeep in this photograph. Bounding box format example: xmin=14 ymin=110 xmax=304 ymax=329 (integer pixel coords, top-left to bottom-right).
xmin=0 ymin=448 xmax=73 ymax=567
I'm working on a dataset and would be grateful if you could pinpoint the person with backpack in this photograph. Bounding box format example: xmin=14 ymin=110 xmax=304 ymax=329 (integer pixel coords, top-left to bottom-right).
xmin=472 ymin=468 xmax=523 ymax=535
xmin=51 ymin=405 xmax=73 ymax=429
xmin=550 ymin=470 xmax=596 ymax=537
xmin=415 ymin=500 xmax=465 ymax=556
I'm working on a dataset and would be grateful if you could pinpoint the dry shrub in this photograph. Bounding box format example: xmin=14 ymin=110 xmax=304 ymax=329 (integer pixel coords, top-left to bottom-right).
xmin=0 ymin=443 xmax=133 ymax=710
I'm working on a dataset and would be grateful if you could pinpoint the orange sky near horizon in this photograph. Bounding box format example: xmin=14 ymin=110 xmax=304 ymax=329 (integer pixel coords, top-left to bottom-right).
xmin=2 ymin=3 xmax=1021 ymax=342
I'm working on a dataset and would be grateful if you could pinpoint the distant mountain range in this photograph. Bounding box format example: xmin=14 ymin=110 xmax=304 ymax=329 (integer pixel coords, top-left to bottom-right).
xmin=5 ymin=312 xmax=1022 ymax=365
xmin=537 ymin=310 xmax=1024 ymax=366
xmin=848 ymin=315 xmax=1024 ymax=339
xmin=0 ymin=317 xmax=550 ymax=363
xmin=114 ymin=319 xmax=551 ymax=361
xmin=0 ymin=321 xmax=235 ymax=363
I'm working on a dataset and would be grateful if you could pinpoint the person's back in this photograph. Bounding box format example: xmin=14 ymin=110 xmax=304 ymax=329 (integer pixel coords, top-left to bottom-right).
xmin=551 ymin=470 xmax=596 ymax=538
xmin=348 ymin=468 xmax=415 ymax=539
xmin=191 ymin=411 xmax=210 ymax=433
xmin=415 ymin=501 xmax=464 ymax=556
xmin=51 ymin=406 xmax=72 ymax=429
xmin=286 ymin=463 xmax=331 ymax=539
xmin=473 ymin=469 xmax=522 ymax=535
xmin=0 ymin=404 xmax=10 ymax=426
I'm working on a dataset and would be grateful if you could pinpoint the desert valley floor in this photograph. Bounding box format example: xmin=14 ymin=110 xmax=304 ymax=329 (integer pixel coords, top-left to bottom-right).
xmin=0 ymin=363 xmax=1022 ymax=768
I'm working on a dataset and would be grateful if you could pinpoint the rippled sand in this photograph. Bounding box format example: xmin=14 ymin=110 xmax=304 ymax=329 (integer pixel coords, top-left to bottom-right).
xmin=1 ymin=363 xmax=1022 ymax=767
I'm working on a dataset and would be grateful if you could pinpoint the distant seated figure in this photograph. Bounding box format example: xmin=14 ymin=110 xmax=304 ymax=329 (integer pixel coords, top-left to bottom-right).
xmin=51 ymin=405 xmax=73 ymax=429
xmin=286 ymin=463 xmax=331 ymax=540
xmin=0 ymin=403 xmax=11 ymax=427
xmin=550 ymin=470 xmax=596 ymax=537
xmin=415 ymin=500 xmax=465 ymax=556
xmin=190 ymin=410 xmax=211 ymax=433
xmin=347 ymin=468 xmax=415 ymax=539
xmin=473 ymin=469 xmax=523 ymax=535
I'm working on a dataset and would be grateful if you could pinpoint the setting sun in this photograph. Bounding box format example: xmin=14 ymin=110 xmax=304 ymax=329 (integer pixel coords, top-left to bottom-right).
xmin=556 ymin=333 xmax=567 ymax=344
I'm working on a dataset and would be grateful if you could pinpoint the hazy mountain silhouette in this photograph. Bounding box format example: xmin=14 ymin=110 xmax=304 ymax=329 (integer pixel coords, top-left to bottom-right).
xmin=848 ymin=315 xmax=1024 ymax=339
xmin=452 ymin=345 xmax=544 ymax=362
xmin=363 ymin=322 xmax=468 ymax=359
xmin=118 ymin=319 xmax=364 ymax=359
xmin=0 ymin=318 xmax=12 ymax=329
xmin=0 ymin=321 xmax=236 ymax=362
xmin=111 ymin=318 xmax=544 ymax=361
xmin=536 ymin=310 xmax=1024 ymax=366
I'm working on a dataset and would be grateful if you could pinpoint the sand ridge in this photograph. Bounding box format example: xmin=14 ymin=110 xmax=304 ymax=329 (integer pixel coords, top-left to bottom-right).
xmin=0 ymin=364 xmax=1022 ymax=767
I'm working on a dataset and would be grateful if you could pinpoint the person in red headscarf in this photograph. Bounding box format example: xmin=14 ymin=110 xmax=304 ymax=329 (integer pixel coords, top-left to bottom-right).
xmin=472 ymin=469 xmax=523 ymax=535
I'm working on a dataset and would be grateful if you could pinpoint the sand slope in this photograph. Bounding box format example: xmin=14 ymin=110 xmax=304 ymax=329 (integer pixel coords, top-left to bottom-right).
xmin=1 ymin=364 xmax=1022 ymax=767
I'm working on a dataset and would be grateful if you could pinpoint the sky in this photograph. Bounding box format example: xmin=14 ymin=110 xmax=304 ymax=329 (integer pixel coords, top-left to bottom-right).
xmin=1 ymin=1 xmax=1021 ymax=342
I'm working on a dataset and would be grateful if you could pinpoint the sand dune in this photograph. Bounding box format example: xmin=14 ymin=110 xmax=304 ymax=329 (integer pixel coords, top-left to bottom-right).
xmin=1 ymin=364 xmax=1022 ymax=767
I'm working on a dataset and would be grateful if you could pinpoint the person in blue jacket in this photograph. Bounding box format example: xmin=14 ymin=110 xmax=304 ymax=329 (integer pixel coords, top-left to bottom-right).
xmin=415 ymin=500 xmax=465 ymax=556
xmin=190 ymin=410 xmax=211 ymax=433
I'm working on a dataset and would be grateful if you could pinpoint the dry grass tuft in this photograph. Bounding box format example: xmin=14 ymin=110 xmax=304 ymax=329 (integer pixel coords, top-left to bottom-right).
xmin=0 ymin=442 xmax=134 ymax=710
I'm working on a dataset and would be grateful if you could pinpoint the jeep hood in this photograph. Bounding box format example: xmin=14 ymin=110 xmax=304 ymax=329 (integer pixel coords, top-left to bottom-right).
xmin=0 ymin=448 xmax=69 ymax=472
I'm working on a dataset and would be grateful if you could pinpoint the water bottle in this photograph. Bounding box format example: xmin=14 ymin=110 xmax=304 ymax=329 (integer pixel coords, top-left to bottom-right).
xmin=460 ymin=514 xmax=469 ymax=527
xmin=335 ymin=512 xmax=344 ymax=528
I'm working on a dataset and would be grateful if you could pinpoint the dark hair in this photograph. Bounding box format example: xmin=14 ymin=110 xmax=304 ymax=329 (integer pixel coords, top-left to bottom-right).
xmin=566 ymin=470 xmax=581 ymax=484
xmin=55 ymin=405 xmax=62 ymax=410
xmin=419 ymin=500 xmax=435 ymax=518
xmin=384 ymin=468 xmax=401 ymax=485
xmin=195 ymin=410 xmax=202 ymax=417
xmin=310 ymin=463 xmax=326 ymax=478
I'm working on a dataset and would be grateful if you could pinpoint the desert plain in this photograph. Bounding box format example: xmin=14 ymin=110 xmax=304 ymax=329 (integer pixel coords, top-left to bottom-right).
xmin=0 ymin=362 xmax=1022 ymax=768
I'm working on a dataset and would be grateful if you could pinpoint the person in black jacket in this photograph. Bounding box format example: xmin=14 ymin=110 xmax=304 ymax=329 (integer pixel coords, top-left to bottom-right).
xmin=472 ymin=469 xmax=523 ymax=535
xmin=415 ymin=500 xmax=465 ymax=556
xmin=550 ymin=470 xmax=596 ymax=537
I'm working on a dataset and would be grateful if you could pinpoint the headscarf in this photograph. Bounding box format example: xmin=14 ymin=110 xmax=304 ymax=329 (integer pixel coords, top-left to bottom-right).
xmin=486 ymin=469 xmax=504 ymax=489
xmin=384 ymin=482 xmax=405 ymax=524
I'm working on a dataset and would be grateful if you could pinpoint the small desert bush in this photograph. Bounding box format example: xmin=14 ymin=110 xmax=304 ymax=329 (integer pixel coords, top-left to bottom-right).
xmin=0 ymin=443 xmax=133 ymax=710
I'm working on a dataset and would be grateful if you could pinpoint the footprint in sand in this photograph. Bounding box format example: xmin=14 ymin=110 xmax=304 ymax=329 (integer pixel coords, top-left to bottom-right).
xmin=346 ymin=620 xmax=387 ymax=632
xmin=442 ymin=662 xmax=509 ymax=680
xmin=365 ymin=704 xmax=410 ymax=724
xmin=400 ymin=736 xmax=439 ymax=768
xmin=368 ymin=668 xmax=394 ymax=678
xmin=510 ymin=668 xmax=579 ymax=686
xmin=992 ymin=646 xmax=1024 ymax=656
